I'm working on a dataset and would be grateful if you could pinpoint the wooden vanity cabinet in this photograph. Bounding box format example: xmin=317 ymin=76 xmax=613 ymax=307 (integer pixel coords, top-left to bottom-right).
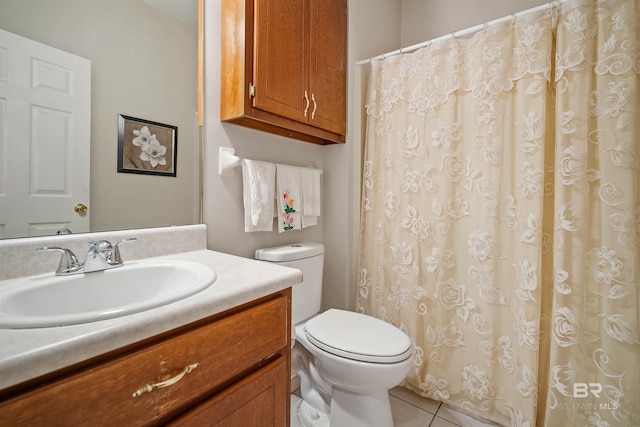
xmin=0 ymin=290 xmax=291 ymax=427
xmin=221 ymin=0 xmax=347 ymax=145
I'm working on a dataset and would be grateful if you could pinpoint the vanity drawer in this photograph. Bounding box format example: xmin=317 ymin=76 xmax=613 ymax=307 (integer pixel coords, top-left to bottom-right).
xmin=0 ymin=294 xmax=288 ymax=426
xmin=167 ymin=356 xmax=287 ymax=426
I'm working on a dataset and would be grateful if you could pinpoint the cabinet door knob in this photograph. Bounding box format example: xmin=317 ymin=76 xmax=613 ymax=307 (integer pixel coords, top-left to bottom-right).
xmin=311 ymin=93 xmax=317 ymax=119
xmin=303 ymin=91 xmax=310 ymax=117
xmin=132 ymin=363 xmax=199 ymax=397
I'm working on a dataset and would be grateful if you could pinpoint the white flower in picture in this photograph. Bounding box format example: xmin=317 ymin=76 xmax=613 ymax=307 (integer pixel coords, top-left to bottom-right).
xmin=139 ymin=138 xmax=167 ymax=168
xmin=132 ymin=125 xmax=155 ymax=147
xmin=129 ymin=124 xmax=168 ymax=169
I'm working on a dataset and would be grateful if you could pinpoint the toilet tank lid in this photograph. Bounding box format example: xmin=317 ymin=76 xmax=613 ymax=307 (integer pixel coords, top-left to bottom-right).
xmin=255 ymin=243 xmax=325 ymax=262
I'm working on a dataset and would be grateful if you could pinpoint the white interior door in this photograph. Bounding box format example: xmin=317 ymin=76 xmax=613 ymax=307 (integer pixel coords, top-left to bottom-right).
xmin=0 ymin=29 xmax=91 ymax=238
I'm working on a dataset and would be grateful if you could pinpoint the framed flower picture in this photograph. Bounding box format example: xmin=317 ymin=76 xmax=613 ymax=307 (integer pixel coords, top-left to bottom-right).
xmin=117 ymin=114 xmax=177 ymax=177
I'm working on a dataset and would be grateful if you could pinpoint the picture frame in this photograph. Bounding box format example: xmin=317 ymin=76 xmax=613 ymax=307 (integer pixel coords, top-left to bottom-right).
xmin=117 ymin=114 xmax=177 ymax=177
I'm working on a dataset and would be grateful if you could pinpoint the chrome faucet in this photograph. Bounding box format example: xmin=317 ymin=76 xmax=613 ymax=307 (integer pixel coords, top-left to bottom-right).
xmin=36 ymin=247 xmax=83 ymax=275
xmin=38 ymin=238 xmax=137 ymax=275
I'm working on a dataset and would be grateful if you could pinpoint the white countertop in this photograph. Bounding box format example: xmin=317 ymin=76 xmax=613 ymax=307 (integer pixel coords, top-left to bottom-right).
xmin=0 ymin=249 xmax=302 ymax=390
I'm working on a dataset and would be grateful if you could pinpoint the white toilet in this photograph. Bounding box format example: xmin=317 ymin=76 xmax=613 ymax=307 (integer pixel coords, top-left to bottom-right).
xmin=255 ymin=243 xmax=413 ymax=427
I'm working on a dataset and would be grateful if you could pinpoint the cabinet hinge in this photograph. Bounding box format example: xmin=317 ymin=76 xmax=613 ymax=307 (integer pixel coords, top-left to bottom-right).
xmin=249 ymin=83 xmax=256 ymax=99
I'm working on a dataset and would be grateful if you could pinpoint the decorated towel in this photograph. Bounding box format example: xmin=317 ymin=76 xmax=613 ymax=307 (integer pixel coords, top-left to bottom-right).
xmin=276 ymin=164 xmax=301 ymax=233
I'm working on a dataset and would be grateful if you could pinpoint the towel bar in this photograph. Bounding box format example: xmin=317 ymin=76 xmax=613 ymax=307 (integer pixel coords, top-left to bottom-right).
xmin=218 ymin=147 xmax=322 ymax=177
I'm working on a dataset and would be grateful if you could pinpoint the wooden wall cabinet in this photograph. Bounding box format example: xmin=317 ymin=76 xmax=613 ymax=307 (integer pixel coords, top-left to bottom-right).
xmin=0 ymin=291 xmax=291 ymax=427
xmin=221 ymin=0 xmax=347 ymax=145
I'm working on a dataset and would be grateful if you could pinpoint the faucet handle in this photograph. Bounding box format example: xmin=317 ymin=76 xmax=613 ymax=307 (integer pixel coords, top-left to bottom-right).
xmin=37 ymin=246 xmax=83 ymax=275
xmin=111 ymin=238 xmax=137 ymax=265
xmin=88 ymin=240 xmax=113 ymax=254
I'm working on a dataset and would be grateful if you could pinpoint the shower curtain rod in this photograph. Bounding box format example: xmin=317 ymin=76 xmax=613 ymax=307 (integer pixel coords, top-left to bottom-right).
xmin=355 ymin=1 xmax=561 ymax=66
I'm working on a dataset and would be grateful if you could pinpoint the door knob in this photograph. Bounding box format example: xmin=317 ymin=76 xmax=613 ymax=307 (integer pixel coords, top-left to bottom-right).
xmin=74 ymin=203 xmax=88 ymax=213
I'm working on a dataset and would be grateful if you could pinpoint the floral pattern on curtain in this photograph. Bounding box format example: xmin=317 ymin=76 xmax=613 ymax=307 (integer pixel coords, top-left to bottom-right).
xmin=546 ymin=0 xmax=640 ymax=425
xmin=358 ymin=1 xmax=639 ymax=426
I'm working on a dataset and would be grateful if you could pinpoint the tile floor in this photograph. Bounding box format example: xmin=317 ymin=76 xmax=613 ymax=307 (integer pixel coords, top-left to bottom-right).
xmin=293 ymin=384 xmax=499 ymax=426
xmin=389 ymin=387 xmax=499 ymax=427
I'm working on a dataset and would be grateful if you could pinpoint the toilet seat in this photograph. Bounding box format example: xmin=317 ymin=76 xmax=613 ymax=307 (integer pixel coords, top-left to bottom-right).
xmin=304 ymin=309 xmax=413 ymax=364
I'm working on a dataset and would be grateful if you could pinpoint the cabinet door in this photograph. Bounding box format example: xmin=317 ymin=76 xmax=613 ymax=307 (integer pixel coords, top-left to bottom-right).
xmin=167 ymin=357 xmax=288 ymax=427
xmin=254 ymin=0 xmax=308 ymax=124
xmin=221 ymin=0 xmax=346 ymax=144
xmin=308 ymin=0 xmax=347 ymax=135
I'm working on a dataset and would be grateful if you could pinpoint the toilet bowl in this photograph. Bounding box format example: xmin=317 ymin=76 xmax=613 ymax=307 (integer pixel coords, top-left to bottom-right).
xmin=294 ymin=309 xmax=413 ymax=427
xmin=255 ymin=243 xmax=413 ymax=427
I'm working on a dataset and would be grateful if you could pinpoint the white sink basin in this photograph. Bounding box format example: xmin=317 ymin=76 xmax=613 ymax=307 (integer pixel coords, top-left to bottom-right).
xmin=0 ymin=259 xmax=217 ymax=328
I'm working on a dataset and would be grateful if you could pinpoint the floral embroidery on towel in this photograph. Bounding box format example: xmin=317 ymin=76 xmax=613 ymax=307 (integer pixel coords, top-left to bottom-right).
xmin=282 ymin=190 xmax=296 ymax=231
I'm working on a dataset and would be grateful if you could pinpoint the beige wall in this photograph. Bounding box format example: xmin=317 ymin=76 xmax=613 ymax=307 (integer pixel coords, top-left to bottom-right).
xmin=0 ymin=0 xmax=199 ymax=233
xmin=202 ymin=0 xmax=401 ymax=312
xmin=401 ymin=0 xmax=549 ymax=46
xmin=204 ymin=0 xmax=550 ymax=313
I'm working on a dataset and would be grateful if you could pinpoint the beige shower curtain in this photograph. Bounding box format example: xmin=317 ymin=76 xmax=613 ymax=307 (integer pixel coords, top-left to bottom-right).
xmin=358 ymin=0 xmax=639 ymax=426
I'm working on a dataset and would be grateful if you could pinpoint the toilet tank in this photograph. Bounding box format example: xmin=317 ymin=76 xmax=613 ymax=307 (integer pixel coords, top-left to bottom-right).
xmin=255 ymin=243 xmax=324 ymax=325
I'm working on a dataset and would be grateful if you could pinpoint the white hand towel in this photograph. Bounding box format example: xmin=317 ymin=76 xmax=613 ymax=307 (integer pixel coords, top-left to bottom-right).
xmin=300 ymin=167 xmax=321 ymax=228
xmin=276 ymin=164 xmax=301 ymax=233
xmin=242 ymin=159 xmax=276 ymax=232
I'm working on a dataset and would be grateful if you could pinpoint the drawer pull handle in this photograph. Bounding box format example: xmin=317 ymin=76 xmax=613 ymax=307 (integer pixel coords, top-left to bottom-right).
xmin=132 ymin=363 xmax=199 ymax=397
xmin=311 ymin=93 xmax=317 ymax=119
